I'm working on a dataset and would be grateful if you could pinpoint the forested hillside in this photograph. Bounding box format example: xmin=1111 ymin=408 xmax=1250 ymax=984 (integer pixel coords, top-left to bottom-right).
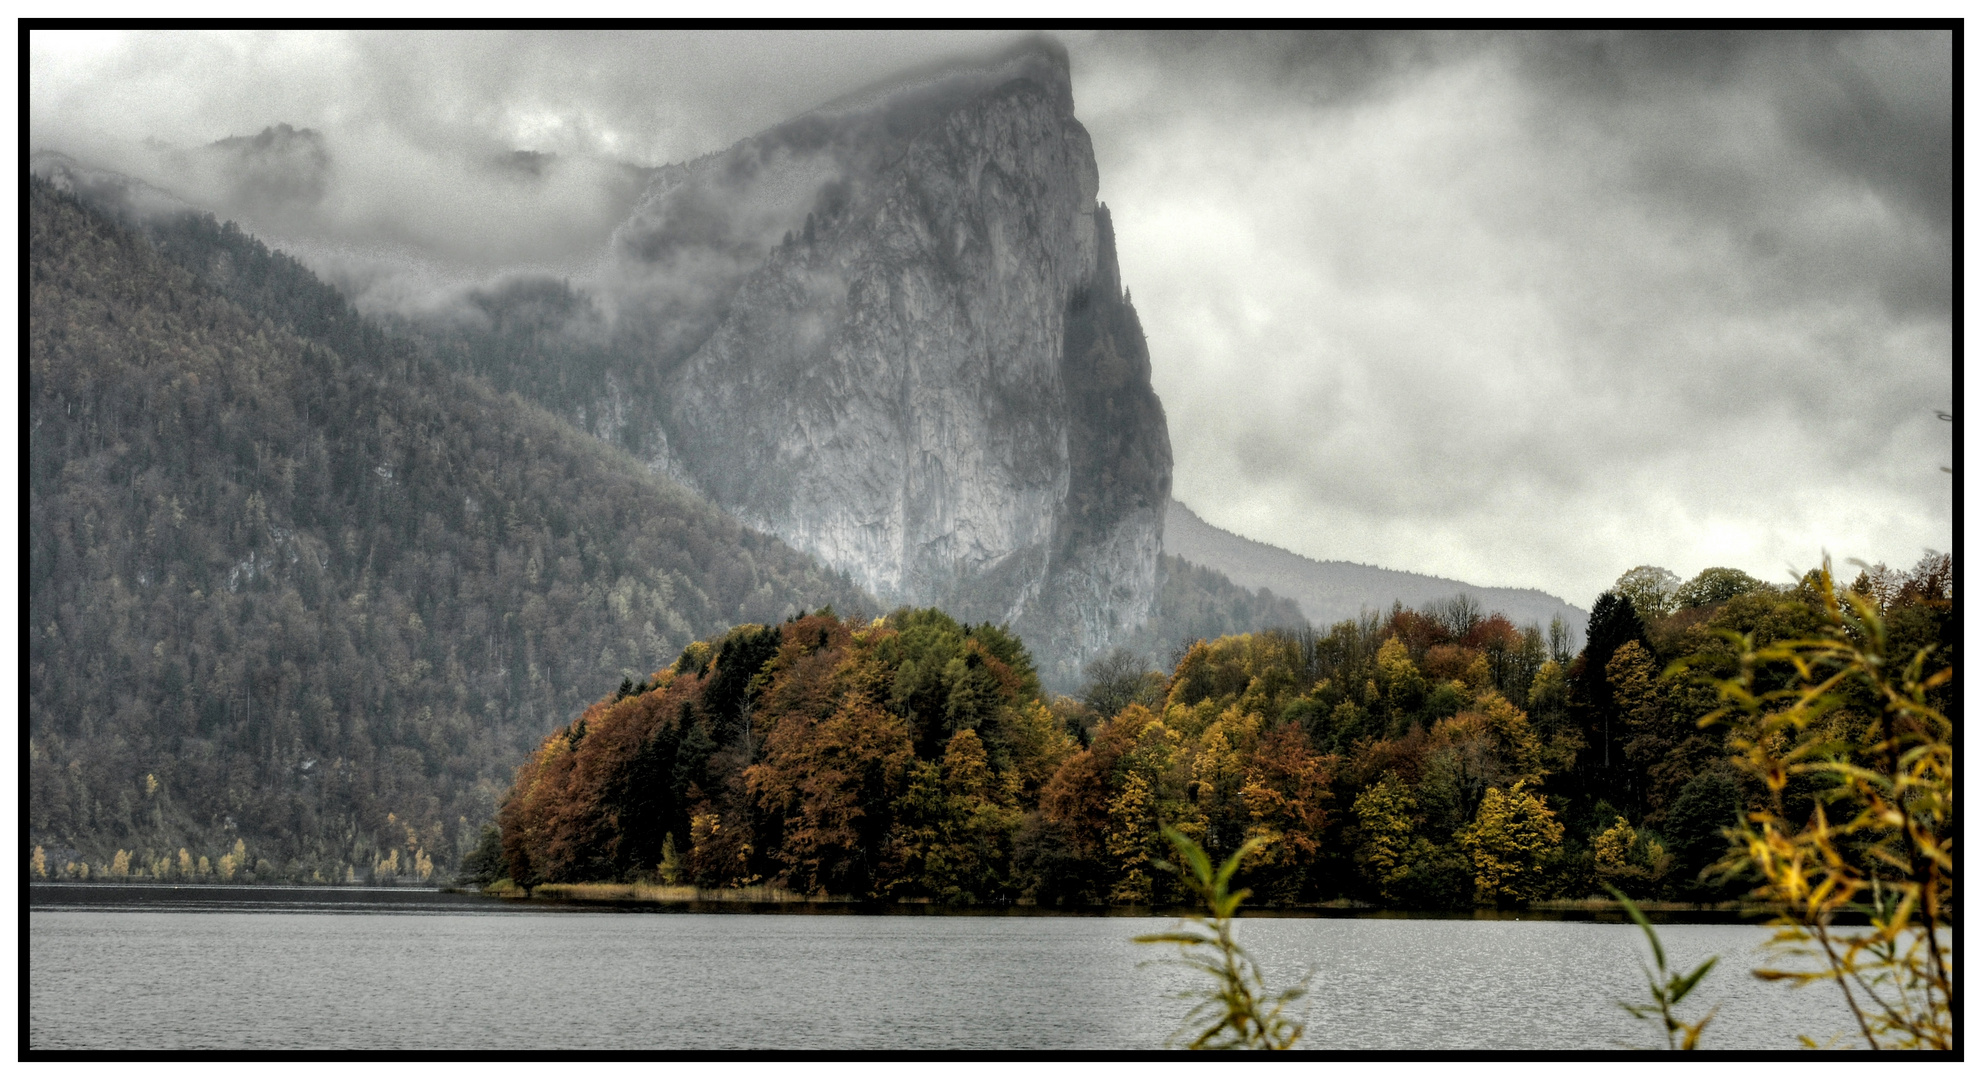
xmin=27 ymin=180 xmax=872 ymax=883
xmin=476 ymin=557 xmax=1951 ymax=908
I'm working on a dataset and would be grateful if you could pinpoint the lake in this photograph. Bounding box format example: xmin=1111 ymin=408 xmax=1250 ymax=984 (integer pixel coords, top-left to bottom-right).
xmin=28 ymin=884 xmax=1859 ymax=1052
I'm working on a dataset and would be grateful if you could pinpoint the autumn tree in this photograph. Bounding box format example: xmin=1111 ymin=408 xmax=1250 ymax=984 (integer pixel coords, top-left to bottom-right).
xmin=1352 ymin=774 xmax=1416 ymax=904
xmin=1106 ymin=713 xmax=1192 ymax=903
xmin=750 ymin=690 xmax=913 ymax=896
xmin=1237 ymin=723 xmax=1335 ymax=900
xmin=1673 ymin=567 xmax=1764 ymax=610
xmin=882 ymin=729 xmax=1022 ymax=903
xmin=1459 ymin=780 xmax=1564 ymax=905
xmin=1575 ymin=591 xmax=1651 ymax=807
xmin=1614 ymin=566 xmax=1682 ymax=623
xmin=1660 ymin=769 xmax=1743 ymax=899
xmin=1606 ymin=641 xmax=1662 ymax=815
xmin=1372 ymin=638 xmax=1427 ymax=734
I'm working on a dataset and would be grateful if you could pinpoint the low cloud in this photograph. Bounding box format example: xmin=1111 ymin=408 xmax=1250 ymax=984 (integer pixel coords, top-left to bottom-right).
xmin=28 ymin=28 xmax=1953 ymax=609
xmin=28 ymin=30 xmax=1015 ymax=283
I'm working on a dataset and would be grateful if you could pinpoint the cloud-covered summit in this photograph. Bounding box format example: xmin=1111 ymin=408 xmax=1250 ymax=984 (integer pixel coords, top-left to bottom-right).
xmin=28 ymin=29 xmax=1952 ymax=610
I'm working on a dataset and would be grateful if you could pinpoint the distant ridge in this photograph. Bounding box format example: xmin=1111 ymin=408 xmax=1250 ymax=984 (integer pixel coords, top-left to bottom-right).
xmin=1163 ymin=499 xmax=1586 ymax=644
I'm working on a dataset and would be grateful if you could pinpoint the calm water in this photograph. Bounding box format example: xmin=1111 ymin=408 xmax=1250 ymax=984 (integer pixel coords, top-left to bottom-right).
xmin=29 ymin=885 xmax=1858 ymax=1051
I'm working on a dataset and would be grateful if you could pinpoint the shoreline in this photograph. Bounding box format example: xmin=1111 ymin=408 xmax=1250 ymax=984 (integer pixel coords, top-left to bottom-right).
xmin=27 ymin=881 xmax=1796 ymax=923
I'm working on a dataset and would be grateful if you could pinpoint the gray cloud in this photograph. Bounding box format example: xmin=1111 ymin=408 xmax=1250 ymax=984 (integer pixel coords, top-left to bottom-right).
xmin=27 ymin=28 xmax=1953 ymax=609
xmin=1072 ymin=28 xmax=1951 ymax=604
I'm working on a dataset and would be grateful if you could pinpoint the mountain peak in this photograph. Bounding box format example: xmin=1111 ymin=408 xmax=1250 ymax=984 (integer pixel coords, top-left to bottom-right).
xmin=588 ymin=42 xmax=1163 ymax=683
xmin=807 ymin=33 xmax=1073 ymax=122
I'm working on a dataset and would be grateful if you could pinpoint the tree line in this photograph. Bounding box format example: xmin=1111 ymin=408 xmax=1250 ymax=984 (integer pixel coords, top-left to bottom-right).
xmin=475 ymin=551 xmax=1953 ymax=906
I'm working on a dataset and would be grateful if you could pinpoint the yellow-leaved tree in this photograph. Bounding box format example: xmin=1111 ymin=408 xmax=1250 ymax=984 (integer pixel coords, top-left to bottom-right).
xmin=1594 ymin=818 xmax=1638 ymax=877
xmin=1106 ymin=772 xmax=1157 ymax=903
xmin=1352 ymin=774 xmax=1416 ymax=905
xmin=1457 ymin=779 xmax=1562 ymax=905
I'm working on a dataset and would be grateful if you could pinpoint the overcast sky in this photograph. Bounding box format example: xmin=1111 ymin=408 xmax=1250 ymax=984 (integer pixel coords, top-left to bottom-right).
xmin=29 ymin=28 xmax=1954 ymax=609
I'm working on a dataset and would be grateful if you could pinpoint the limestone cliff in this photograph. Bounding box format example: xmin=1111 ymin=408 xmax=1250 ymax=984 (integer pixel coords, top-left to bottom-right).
xmin=605 ymin=38 xmax=1171 ymax=683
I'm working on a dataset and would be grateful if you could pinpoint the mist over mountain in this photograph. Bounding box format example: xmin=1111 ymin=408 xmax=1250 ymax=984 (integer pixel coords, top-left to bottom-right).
xmin=29 ymin=31 xmax=1953 ymax=615
xmin=29 ymin=34 xmax=1625 ymax=698
xmin=395 ymin=38 xmax=1172 ymax=687
xmin=34 ymin=35 xmax=1587 ymax=691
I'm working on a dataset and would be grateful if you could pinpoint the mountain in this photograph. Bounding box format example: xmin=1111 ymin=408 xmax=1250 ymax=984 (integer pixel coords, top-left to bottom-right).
xmin=1120 ymin=555 xmax=1308 ymax=669
xmin=402 ymin=37 xmax=1171 ymax=687
xmin=199 ymin=122 xmax=332 ymax=215
xmin=1163 ymin=499 xmax=1586 ymax=644
xmin=27 ymin=176 xmax=872 ymax=882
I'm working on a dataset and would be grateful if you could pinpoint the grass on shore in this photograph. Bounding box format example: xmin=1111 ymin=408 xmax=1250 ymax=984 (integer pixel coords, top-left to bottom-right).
xmin=498 ymin=881 xmax=845 ymax=904
xmin=475 ymin=880 xmax=1767 ymax=917
xmin=1530 ymin=898 xmax=1768 ymax=914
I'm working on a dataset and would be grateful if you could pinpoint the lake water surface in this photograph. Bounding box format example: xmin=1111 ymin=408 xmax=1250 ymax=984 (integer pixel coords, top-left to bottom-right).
xmin=29 ymin=885 xmax=1858 ymax=1051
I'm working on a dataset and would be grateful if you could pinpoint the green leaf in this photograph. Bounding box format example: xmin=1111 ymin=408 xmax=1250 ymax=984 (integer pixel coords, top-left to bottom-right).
xmin=1672 ymin=957 xmax=1718 ymax=1002
xmin=1605 ymin=884 xmax=1664 ymax=971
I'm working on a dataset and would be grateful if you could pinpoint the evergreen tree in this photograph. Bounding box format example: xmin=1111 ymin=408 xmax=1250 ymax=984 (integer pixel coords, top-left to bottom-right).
xmin=1573 ymin=591 xmax=1649 ymax=804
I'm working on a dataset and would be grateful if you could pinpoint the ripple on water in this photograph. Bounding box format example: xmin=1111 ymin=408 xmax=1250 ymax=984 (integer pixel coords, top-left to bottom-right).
xmin=29 ymin=901 xmax=1859 ymax=1051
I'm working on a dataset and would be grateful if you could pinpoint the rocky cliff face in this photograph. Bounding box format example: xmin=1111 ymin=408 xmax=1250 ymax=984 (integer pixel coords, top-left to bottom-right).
xmin=603 ymin=39 xmax=1171 ymax=683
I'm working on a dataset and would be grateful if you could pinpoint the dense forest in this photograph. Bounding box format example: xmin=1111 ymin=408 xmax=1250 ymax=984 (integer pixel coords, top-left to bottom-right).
xmin=477 ymin=555 xmax=1952 ymax=908
xmin=381 ymin=276 xmax=670 ymax=464
xmin=26 ymin=177 xmax=1309 ymax=886
xmin=26 ymin=179 xmax=872 ymax=883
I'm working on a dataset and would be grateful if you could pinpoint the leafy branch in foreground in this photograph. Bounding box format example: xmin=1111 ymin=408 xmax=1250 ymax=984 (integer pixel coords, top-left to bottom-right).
xmin=1678 ymin=558 xmax=1953 ymax=1050
xmin=1608 ymin=885 xmax=1719 ymax=1049
xmin=1135 ymin=828 xmax=1308 ymax=1050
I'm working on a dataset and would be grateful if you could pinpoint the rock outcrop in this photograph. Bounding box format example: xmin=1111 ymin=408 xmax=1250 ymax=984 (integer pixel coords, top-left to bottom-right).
xmin=605 ymin=38 xmax=1171 ymax=683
